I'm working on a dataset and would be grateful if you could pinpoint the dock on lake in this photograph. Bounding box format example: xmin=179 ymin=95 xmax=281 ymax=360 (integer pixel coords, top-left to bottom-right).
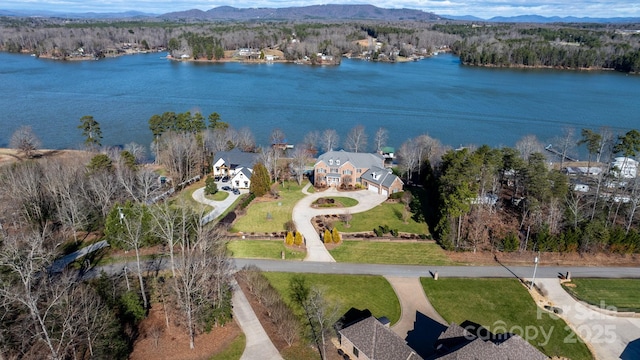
xmin=545 ymin=144 xmax=578 ymax=162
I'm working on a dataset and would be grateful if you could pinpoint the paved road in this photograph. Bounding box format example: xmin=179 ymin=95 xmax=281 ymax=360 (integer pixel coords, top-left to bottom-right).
xmin=537 ymin=278 xmax=640 ymax=360
xmin=231 ymin=280 xmax=283 ymax=360
xmin=231 ymin=259 xmax=640 ymax=279
xmin=292 ymin=185 xmax=387 ymax=262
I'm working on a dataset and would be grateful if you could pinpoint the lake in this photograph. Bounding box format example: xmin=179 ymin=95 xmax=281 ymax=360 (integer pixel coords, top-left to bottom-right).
xmin=1 ymin=51 xmax=638 ymax=157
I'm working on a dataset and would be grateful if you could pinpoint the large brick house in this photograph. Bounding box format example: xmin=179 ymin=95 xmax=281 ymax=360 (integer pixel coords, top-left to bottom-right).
xmin=313 ymin=150 xmax=403 ymax=196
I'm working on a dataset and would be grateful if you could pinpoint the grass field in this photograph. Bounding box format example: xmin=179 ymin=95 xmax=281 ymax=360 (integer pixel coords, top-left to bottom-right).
xmin=313 ymin=197 xmax=359 ymax=207
xmin=563 ymin=278 xmax=640 ymax=312
xmin=227 ymin=240 xmax=306 ymax=260
xmin=209 ymin=333 xmax=245 ymax=360
xmin=422 ymin=278 xmax=592 ymax=360
xmin=230 ymin=181 xmax=308 ymax=233
xmin=334 ymin=202 xmax=429 ymax=235
xmin=329 ymin=240 xmax=454 ymax=265
xmin=207 ymin=190 xmax=229 ymax=201
xmin=174 ymin=180 xmax=213 ymax=212
xmin=264 ymin=273 xmax=401 ymax=324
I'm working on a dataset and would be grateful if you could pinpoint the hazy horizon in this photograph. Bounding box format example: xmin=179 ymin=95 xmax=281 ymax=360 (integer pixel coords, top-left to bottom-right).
xmin=2 ymin=1 xmax=640 ymax=19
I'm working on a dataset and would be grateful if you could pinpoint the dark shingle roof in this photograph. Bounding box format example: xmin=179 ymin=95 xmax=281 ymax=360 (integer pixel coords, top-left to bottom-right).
xmin=339 ymin=316 xmax=423 ymax=360
xmin=214 ymin=148 xmax=258 ymax=169
xmin=316 ymin=150 xmax=384 ymax=169
xmin=435 ymin=323 xmax=548 ymax=360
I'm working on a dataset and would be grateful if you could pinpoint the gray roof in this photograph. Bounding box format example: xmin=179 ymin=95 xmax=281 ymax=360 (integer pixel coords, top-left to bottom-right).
xmin=339 ymin=316 xmax=422 ymax=360
xmin=235 ymin=167 xmax=253 ymax=179
xmin=362 ymin=166 xmax=402 ymax=188
xmin=436 ymin=323 xmax=548 ymax=360
xmin=214 ymin=148 xmax=258 ymax=169
xmin=316 ymin=150 xmax=384 ymax=169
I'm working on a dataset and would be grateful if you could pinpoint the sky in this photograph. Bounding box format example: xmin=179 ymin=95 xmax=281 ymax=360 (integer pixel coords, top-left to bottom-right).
xmin=3 ymin=0 xmax=640 ymax=19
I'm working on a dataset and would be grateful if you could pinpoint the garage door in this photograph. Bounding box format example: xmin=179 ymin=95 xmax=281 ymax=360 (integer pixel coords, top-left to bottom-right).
xmin=382 ymin=188 xmax=388 ymax=196
xmin=367 ymin=184 xmax=378 ymax=193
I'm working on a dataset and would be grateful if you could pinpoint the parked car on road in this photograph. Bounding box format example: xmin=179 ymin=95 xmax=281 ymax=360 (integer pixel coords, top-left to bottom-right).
xmin=222 ymin=186 xmax=231 ymax=191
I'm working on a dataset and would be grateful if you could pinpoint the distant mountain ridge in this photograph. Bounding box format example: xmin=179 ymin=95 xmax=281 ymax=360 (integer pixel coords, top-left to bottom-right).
xmin=443 ymin=14 xmax=640 ymax=23
xmin=159 ymin=5 xmax=442 ymax=21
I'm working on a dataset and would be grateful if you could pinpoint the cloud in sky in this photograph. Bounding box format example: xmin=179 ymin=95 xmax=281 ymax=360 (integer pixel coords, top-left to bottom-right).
xmin=2 ymin=0 xmax=640 ymax=18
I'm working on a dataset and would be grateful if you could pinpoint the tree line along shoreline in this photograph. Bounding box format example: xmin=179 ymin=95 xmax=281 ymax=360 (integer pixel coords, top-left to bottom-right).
xmin=1 ymin=17 xmax=639 ymax=72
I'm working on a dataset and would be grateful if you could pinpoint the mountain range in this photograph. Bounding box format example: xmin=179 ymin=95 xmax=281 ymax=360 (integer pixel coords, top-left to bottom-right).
xmin=1 ymin=5 xmax=639 ymax=23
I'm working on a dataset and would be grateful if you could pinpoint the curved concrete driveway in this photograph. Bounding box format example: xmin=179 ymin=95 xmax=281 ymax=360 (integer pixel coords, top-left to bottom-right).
xmin=292 ymin=184 xmax=387 ymax=262
xmin=192 ymin=187 xmax=243 ymax=224
xmin=536 ymin=278 xmax=640 ymax=360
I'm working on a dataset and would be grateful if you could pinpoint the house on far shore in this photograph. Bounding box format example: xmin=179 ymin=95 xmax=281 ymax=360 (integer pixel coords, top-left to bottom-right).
xmin=611 ymin=157 xmax=638 ymax=179
xmin=212 ymin=148 xmax=258 ymax=189
xmin=380 ymin=146 xmax=396 ymax=166
xmin=313 ymin=150 xmax=403 ymax=196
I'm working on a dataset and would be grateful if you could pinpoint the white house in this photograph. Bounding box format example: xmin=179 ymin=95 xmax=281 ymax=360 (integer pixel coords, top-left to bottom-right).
xmin=212 ymin=148 xmax=258 ymax=179
xmin=611 ymin=157 xmax=638 ymax=179
xmin=230 ymin=167 xmax=252 ymax=189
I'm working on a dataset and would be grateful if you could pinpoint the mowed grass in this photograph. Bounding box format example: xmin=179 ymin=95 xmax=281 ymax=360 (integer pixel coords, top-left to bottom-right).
xmin=563 ymin=278 xmax=640 ymax=312
xmin=314 ymin=197 xmax=359 ymax=207
xmin=334 ymin=202 xmax=429 ymax=235
xmin=329 ymin=240 xmax=454 ymax=265
xmin=209 ymin=333 xmax=245 ymax=360
xmin=422 ymin=278 xmax=592 ymax=360
xmin=174 ymin=180 xmax=213 ymax=212
xmin=227 ymin=240 xmax=306 ymax=260
xmin=230 ymin=181 xmax=308 ymax=233
xmin=207 ymin=190 xmax=229 ymax=201
xmin=264 ymin=273 xmax=401 ymax=324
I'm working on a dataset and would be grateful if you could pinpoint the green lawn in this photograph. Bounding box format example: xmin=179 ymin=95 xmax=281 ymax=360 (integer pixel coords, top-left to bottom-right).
xmin=173 ymin=180 xmax=213 ymax=212
xmin=313 ymin=197 xmax=359 ymax=207
xmin=422 ymin=278 xmax=593 ymax=360
xmin=264 ymin=273 xmax=401 ymax=324
xmin=208 ymin=190 xmax=229 ymax=201
xmin=563 ymin=278 xmax=640 ymax=312
xmin=230 ymin=181 xmax=309 ymax=233
xmin=329 ymin=240 xmax=454 ymax=265
xmin=227 ymin=240 xmax=306 ymax=260
xmin=209 ymin=333 xmax=245 ymax=360
xmin=334 ymin=202 xmax=429 ymax=235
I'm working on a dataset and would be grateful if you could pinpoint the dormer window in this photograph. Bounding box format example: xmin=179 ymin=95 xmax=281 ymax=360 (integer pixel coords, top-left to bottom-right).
xmin=329 ymin=159 xmax=333 ymax=165
xmin=336 ymin=160 xmax=340 ymax=165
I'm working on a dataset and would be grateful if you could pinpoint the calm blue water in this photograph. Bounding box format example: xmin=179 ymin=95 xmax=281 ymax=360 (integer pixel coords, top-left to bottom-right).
xmin=1 ymin=52 xmax=638 ymax=154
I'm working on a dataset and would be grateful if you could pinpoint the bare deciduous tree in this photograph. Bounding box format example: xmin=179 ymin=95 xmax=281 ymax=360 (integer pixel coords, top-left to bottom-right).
xmin=345 ymin=125 xmax=367 ymax=153
xmin=515 ymin=134 xmax=544 ymax=161
xmin=291 ymin=145 xmax=310 ymax=185
xmin=321 ymin=129 xmax=339 ymax=152
xmin=10 ymin=125 xmax=41 ymax=158
xmin=373 ymin=127 xmax=388 ymax=152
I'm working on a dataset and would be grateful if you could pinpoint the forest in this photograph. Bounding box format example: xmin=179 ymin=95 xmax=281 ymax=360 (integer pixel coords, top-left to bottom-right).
xmin=1 ymin=16 xmax=639 ymax=71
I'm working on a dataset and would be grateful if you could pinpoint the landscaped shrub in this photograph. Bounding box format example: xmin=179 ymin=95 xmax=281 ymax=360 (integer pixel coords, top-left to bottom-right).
xmin=374 ymin=227 xmax=384 ymax=237
xmin=285 ymin=232 xmax=294 ymax=246
xmin=390 ymin=229 xmax=398 ymax=237
xmin=332 ymin=228 xmax=341 ymax=243
xmin=323 ymin=229 xmax=332 ymax=243
xmin=389 ymin=191 xmax=404 ymax=200
xmin=294 ymin=232 xmax=303 ymax=246
xmin=204 ymin=175 xmax=217 ymax=195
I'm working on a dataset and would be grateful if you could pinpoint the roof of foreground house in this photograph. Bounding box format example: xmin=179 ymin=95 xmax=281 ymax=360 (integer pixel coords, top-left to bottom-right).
xmin=435 ymin=323 xmax=548 ymax=360
xmin=339 ymin=316 xmax=422 ymax=360
xmin=214 ymin=148 xmax=258 ymax=169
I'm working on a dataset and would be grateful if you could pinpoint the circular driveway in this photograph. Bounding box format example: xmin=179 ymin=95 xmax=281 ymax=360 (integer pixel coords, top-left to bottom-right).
xmin=292 ymin=184 xmax=387 ymax=262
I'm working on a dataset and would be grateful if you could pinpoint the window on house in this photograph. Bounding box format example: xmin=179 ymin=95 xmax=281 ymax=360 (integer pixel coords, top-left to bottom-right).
xmin=329 ymin=159 xmax=333 ymax=165
xmin=357 ymin=169 xmax=362 ymax=173
xmin=331 ymin=168 xmax=338 ymax=173
xmin=353 ymin=346 xmax=359 ymax=357
xmin=343 ymin=170 xmax=352 ymax=175
xmin=244 ymin=181 xmax=249 ymax=187
xmin=336 ymin=160 xmax=340 ymax=165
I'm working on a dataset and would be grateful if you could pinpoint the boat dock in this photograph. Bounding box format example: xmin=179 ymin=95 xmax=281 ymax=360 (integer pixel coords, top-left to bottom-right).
xmin=545 ymin=144 xmax=578 ymax=162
